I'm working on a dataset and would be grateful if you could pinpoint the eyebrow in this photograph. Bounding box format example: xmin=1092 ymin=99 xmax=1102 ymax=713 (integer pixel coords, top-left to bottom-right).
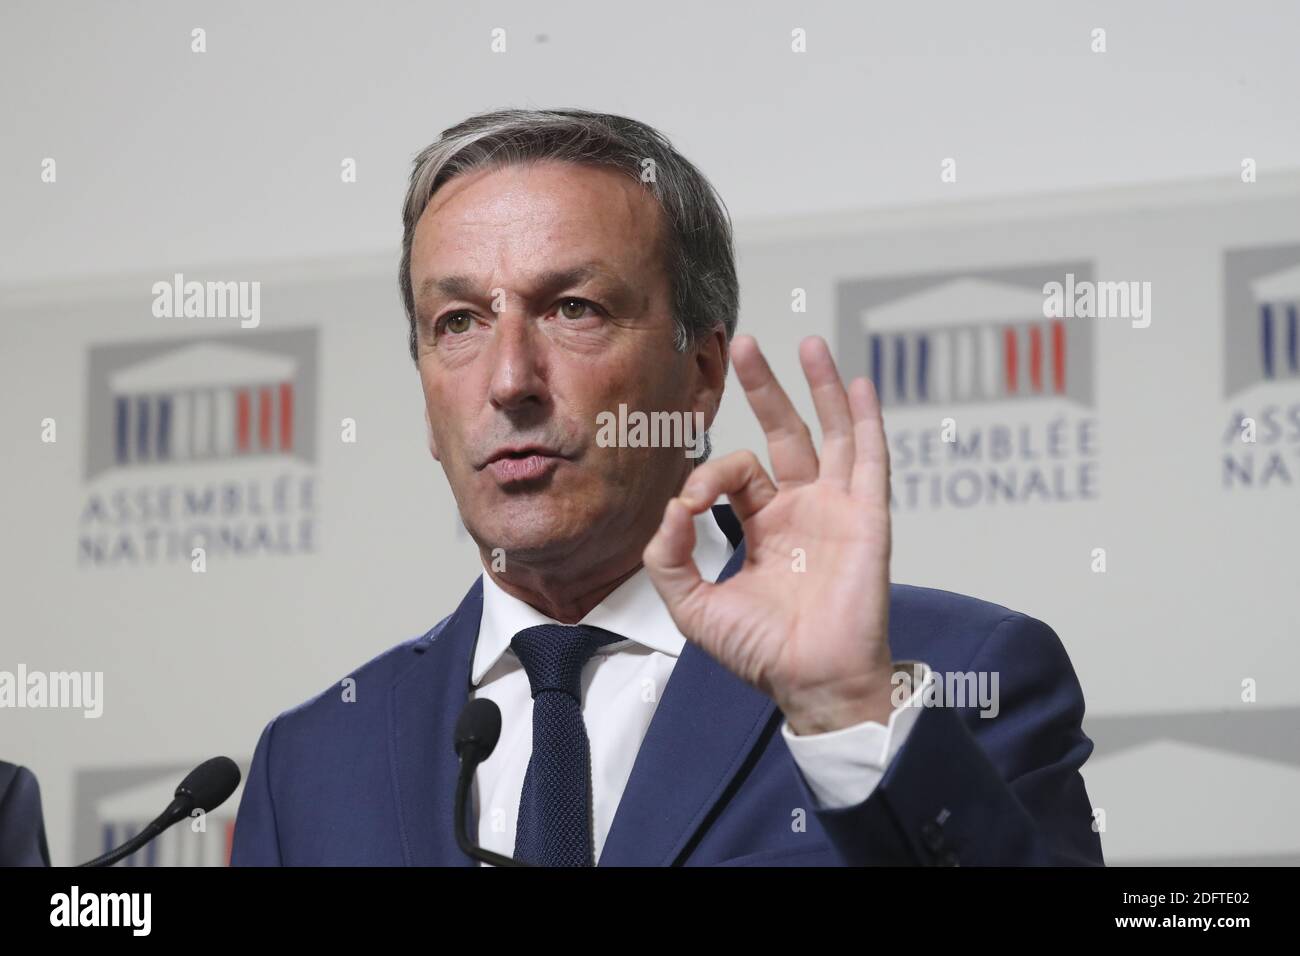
xmin=416 ymin=263 xmax=641 ymax=310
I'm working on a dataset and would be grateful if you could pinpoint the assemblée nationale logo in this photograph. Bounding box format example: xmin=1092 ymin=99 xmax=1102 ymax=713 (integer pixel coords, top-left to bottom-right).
xmin=1222 ymin=243 xmax=1300 ymax=491
xmin=78 ymin=329 xmax=319 ymax=567
xmin=835 ymin=263 xmax=1099 ymax=511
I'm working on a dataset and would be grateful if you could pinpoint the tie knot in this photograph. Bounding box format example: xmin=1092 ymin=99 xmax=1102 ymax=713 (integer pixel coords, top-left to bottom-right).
xmin=510 ymin=624 xmax=622 ymax=700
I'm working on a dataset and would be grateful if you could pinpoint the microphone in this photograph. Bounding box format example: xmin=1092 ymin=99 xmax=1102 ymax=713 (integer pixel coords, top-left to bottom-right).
xmin=78 ymin=756 xmax=242 ymax=867
xmin=454 ymin=698 xmax=529 ymax=867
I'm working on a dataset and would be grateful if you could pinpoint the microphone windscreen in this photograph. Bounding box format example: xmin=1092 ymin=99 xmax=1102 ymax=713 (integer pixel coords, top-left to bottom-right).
xmin=175 ymin=756 xmax=242 ymax=813
xmin=455 ymin=697 xmax=502 ymax=760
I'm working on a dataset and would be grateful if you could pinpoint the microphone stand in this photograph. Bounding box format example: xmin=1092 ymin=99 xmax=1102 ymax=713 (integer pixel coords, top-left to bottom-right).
xmin=454 ymin=756 xmax=530 ymax=867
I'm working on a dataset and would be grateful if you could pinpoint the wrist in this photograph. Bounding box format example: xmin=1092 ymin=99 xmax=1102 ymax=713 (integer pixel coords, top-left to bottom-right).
xmin=781 ymin=674 xmax=897 ymax=735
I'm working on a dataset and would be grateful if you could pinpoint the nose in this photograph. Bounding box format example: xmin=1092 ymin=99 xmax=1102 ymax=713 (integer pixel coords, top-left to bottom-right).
xmin=487 ymin=312 xmax=548 ymax=413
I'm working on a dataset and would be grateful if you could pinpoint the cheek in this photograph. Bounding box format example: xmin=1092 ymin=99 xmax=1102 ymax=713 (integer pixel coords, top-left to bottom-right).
xmin=576 ymin=349 xmax=680 ymax=407
xmin=420 ymin=383 xmax=462 ymax=465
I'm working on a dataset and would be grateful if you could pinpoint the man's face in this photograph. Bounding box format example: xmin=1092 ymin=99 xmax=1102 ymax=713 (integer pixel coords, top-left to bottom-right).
xmin=409 ymin=160 xmax=723 ymax=567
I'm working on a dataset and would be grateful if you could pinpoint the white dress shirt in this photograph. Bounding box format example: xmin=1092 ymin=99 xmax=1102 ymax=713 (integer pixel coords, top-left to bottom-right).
xmin=469 ymin=507 xmax=931 ymax=864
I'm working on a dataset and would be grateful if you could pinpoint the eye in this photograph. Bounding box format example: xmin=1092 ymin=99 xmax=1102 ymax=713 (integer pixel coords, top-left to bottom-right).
xmin=438 ymin=311 xmax=473 ymax=335
xmin=557 ymin=297 xmax=598 ymax=320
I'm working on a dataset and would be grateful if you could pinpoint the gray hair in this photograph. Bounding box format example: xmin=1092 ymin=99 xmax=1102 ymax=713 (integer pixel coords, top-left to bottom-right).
xmin=398 ymin=107 xmax=739 ymax=365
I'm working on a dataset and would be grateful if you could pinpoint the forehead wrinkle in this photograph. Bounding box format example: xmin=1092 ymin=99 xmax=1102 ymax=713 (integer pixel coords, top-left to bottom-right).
xmin=418 ymin=260 xmax=649 ymax=312
xmin=413 ymin=166 xmax=670 ymax=313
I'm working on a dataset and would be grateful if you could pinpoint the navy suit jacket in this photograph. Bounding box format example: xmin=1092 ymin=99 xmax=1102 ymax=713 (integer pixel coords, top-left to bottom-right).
xmin=0 ymin=762 xmax=51 ymax=867
xmin=231 ymin=506 xmax=1103 ymax=866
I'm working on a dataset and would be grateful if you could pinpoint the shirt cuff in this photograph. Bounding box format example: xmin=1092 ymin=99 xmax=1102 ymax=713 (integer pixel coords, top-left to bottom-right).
xmin=780 ymin=661 xmax=934 ymax=809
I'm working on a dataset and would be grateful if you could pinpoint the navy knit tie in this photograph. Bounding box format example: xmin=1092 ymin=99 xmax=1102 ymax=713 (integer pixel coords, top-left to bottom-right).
xmin=511 ymin=623 xmax=623 ymax=867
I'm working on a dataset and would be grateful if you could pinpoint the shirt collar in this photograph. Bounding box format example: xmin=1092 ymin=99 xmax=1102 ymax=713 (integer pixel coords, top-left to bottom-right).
xmin=472 ymin=508 xmax=735 ymax=686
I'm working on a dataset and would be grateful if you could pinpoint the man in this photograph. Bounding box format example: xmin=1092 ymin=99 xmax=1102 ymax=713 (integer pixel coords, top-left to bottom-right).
xmin=231 ymin=107 xmax=1103 ymax=866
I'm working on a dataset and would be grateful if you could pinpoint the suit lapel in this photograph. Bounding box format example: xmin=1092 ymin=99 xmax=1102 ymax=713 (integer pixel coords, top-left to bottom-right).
xmin=391 ymin=506 xmax=776 ymax=867
xmin=389 ymin=579 xmax=483 ymax=867
xmin=599 ymin=505 xmax=778 ymax=866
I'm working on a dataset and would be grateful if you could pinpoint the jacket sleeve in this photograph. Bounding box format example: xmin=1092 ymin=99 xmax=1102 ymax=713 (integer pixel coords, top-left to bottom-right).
xmin=803 ymin=613 xmax=1105 ymax=866
xmin=0 ymin=764 xmax=52 ymax=867
xmin=230 ymin=718 xmax=284 ymax=866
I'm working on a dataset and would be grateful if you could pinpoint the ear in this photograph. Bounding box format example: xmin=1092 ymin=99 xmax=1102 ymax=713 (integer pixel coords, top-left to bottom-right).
xmin=691 ymin=327 xmax=729 ymax=430
xmin=424 ymin=406 xmax=441 ymax=461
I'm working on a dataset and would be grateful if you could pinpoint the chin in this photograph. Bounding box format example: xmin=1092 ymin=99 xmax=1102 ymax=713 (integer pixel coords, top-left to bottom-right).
xmin=465 ymin=494 xmax=601 ymax=561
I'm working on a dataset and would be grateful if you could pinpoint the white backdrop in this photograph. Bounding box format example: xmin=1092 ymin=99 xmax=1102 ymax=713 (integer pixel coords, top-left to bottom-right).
xmin=2 ymin=173 xmax=1298 ymax=865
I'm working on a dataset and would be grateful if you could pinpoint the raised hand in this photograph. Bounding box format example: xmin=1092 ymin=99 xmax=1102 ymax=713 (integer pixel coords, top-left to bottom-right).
xmin=643 ymin=334 xmax=897 ymax=735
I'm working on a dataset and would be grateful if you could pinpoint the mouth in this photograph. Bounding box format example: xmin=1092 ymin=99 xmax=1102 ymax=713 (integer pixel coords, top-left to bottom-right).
xmin=481 ymin=445 xmax=566 ymax=485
